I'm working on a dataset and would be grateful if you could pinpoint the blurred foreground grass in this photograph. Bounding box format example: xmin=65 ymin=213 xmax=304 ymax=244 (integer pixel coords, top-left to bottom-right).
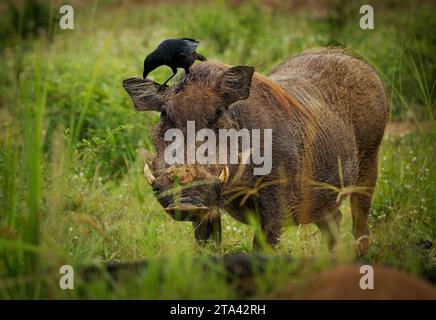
xmin=0 ymin=0 xmax=435 ymax=298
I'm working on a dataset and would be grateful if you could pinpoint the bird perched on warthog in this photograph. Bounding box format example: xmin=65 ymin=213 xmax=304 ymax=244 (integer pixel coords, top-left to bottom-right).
xmin=143 ymin=38 xmax=206 ymax=88
xmin=123 ymin=48 xmax=387 ymax=255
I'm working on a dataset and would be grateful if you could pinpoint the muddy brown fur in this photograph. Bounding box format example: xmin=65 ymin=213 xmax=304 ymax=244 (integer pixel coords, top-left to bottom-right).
xmin=275 ymin=264 xmax=436 ymax=300
xmin=123 ymin=48 xmax=387 ymax=254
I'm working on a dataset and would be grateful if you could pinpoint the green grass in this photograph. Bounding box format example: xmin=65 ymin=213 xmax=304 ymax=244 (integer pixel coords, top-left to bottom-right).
xmin=0 ymin=0 xmax=435 ymax=299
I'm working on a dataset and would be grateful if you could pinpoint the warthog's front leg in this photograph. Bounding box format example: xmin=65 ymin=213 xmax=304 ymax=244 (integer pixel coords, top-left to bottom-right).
xmin=192 ymin=208 xmax=222 ymax=245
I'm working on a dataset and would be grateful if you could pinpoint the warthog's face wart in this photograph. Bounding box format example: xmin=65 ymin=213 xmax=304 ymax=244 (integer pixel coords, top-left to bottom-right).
xmin=123 ymin=64 xmax=255 ymax=221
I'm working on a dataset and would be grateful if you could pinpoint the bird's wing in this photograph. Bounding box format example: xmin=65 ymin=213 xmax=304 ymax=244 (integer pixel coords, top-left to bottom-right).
xmin=181 ymin=38 xmax=199 ymax=51
xmin=181 ymin=38 xmax=199 ymax=44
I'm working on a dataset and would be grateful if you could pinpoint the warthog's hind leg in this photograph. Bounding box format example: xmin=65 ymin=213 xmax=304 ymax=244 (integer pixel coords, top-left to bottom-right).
xmin=351 ymin=156 xmax=378 ymax=257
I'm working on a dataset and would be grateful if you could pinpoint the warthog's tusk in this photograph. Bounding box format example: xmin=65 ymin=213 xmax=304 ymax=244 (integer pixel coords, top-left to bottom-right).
xmin=143 ymin=163 xmax=156 ymax=184
xmin=219 ymin=166 xmax=229 ymax=184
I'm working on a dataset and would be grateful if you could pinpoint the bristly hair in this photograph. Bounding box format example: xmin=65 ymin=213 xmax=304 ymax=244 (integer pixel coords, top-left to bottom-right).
xmin=172 ymin=60 xmax=228 ymax=94
xmin=172 ymin=60 xmax=296 ymax=104
xmin=171 ymin=60 xmax=304 ymax=119
xmin=173 ymin=73 xmax=190 ymax=94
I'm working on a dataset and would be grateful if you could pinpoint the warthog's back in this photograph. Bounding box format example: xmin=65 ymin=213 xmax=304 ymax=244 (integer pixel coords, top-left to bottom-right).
xmin=261 ymin=49 xmax=387 ymax=222
xmin=269 ymin=48 xmax=388 ymax=161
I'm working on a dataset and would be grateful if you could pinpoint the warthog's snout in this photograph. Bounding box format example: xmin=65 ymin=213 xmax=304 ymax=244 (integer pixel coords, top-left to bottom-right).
xmin=142 ymin=154 xmax=228 ymax=221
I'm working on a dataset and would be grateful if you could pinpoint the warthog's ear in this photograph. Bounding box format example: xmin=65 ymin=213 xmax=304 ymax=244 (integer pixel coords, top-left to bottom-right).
xmin=215 ymin=66 xmax=255 ymax=105
xmin=122 ymin=77 xmax=167 ymax=112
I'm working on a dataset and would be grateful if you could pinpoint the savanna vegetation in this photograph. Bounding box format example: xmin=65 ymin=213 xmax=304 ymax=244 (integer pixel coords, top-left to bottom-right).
xmin=0 ymin=0 xmax=435 ymax=299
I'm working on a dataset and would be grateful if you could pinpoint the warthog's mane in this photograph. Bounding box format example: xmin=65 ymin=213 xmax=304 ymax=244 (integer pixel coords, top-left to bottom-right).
xmin=172 ymin=60 xmax=303 ymax=118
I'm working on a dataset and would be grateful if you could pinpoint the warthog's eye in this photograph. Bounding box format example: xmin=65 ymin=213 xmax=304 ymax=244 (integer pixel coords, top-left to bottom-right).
xmin=207 ymin=107 xmax=224 ymax=126
xmin=160 ymin=108 xmax=167 ymax=119
xmin=160 ymin=106 xmax=174 ymax=126
xmin=215 ymin=107 xmax=223 ymax=119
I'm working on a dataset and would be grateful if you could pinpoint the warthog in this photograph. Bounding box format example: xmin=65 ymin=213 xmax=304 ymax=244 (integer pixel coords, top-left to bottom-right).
xmin=123 ymin=48 xmax=387 ymax=254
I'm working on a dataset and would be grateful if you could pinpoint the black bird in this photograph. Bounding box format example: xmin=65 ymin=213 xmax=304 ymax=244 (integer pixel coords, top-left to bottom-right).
xmin=143 ymin=38 xmax=207 ymax=88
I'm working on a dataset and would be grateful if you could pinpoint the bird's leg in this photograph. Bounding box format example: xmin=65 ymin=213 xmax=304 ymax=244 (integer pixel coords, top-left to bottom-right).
xmin=159 ymin=71 xmax=177 ymax=91
xmin=177 ymin=67 xmax=190 ymax=86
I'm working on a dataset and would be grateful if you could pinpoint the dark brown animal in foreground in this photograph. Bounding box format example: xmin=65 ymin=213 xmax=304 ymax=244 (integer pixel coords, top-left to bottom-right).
xmin=275 ymin=264 xmax=436 ymax=300
xmin=123 ymin=48 xmax=387 ymax=254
